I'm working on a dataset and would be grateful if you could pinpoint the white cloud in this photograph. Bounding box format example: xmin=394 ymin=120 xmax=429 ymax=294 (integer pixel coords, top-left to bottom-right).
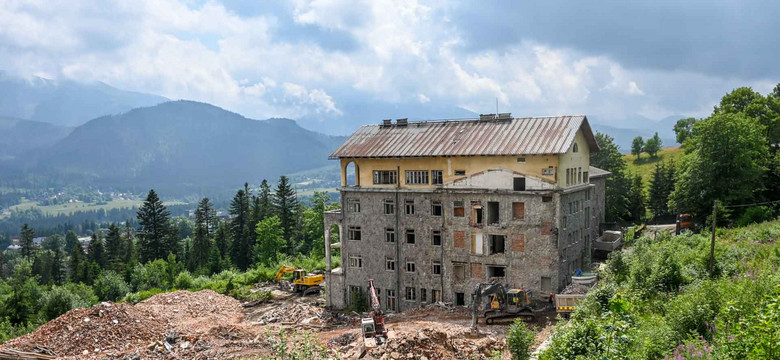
xmin=0 ymin=0 xmax=775 ymax=133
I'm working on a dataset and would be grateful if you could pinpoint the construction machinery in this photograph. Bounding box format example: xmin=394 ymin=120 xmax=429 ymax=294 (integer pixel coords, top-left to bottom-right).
xmin=361 ymin=279 xmax=387 ymax=347
xmin=274 ymin=265 xmax=324 ymax=295
xmin=676 ymin=214 xmax=694 ymax=235
xmin=471 ymin=282 xmax=536 ymax=327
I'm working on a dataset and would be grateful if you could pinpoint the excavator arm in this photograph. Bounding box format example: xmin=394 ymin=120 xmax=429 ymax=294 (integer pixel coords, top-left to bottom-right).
xmin=471 ymin=282 xmax=506 ymax=329
xmin=274 ymin=265 xmax=296 ymax=281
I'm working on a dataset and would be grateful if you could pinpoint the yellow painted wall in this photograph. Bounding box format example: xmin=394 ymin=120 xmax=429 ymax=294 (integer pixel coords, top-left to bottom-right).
xmin=556 ymin=130 xmax=591 ymax=187
xmin=340 ymin=154 xmax=560 ymax=189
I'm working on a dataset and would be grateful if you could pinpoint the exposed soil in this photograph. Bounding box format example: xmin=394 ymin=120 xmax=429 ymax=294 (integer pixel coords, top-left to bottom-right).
xmin=0 ymin=286 xmax=558 ymax=359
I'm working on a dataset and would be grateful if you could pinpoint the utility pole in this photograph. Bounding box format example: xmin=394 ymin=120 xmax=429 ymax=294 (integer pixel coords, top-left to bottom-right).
xmin=709 ymin=200 xmax=717 ymax=277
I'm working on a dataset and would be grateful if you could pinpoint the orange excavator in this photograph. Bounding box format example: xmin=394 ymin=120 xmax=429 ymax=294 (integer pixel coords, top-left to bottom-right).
xmin=360 ymin=279 xmax=387 ymax=347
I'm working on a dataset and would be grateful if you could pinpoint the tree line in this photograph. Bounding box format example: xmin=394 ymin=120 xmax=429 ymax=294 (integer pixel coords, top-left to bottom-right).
xmin=593 ymin=84 xmax=780 ymax=225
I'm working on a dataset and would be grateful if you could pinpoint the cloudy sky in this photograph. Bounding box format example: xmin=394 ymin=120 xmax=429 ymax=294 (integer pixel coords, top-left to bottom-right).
xmin=1 ymin=0 xmax=778 ymax=134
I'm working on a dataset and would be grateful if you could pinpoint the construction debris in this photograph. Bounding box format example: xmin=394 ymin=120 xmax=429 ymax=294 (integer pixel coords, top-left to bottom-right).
xmin=561 ymin=283 xmax=591 ymax=295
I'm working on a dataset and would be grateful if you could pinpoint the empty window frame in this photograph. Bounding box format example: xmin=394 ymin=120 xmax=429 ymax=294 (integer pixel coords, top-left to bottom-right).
xmin=347 ymin=199 xmax=360 ymax=213
xmin=471 ymin=202 xmax=483 ymax=225
xmin=542 ymin=168 xmax=554 ymax=176
xmin=432 ymin=261 xmax=442 ymax=275
xmin=487 ymin=201 xmax=500 ymax=225
xmin=487 ymin=266 xmax=506 ymax=278
xmin=585 ymin=207 xmax=590 ymax=228
xmin=455 ymin=292 xmax=465 ymax=306
xmin=513 ymin=177 xmax=526 ymax=191
xmin=420 ymin=288 xmax=427 ymax=303
xmin=384 ymin=199 xmax=395 ymax=214
xmin=349 ymin=286 xmax=363 ymax=305
xmin=431 ymin=170 xmax=443 ymax=185
xmin=578 ymin=167 xmax=582 ymax=183
xmin=405 ymin=170 xmax=429 ymax=185
xmin=573 ymin=143 xmax=579 ymax=153
xmin=453 ymin=263 xmax=466 ymax=282
xmin=583 ymin=171 xmax=589 ymax=183
xmin=489 ymin=235 xmax=506 ymax=254
xmin=405 ymin=287 xmax=416 ymax=301
xmin=517 ymin=157 xmax=526 ymax=163
xmin=373 ymin=170 xmax=397 ymax=185
xmin=454 ymin=170 xmax=466 ymax=176
xmin=348 ymin=226 xmax=362 ymax=240
xmin=542 ymin=196 xmax=553 ymax=203
xmin=431 ymin=230 xmax=442 ymax=246
xmin=349 ymin=255 xmax=363 ymax=268
xmin=586 ymin=189 xmax=592 ymax=201
xmin=432 ymin=289 xmax=442 ymax=302
xmin=386 ymin=257 xmax=396 ymax=271
xmin=386 ymin=290 xmax=397 ymax=311
xmin=471 ymin=232 xmax=484 ymax=255
xmin=406 ymin=229 xmax=416 ymax=244
xmin=405 ymin=261 xmax=416 ymax=273
xmin=512 ymin=202 xmax=525 ymax=220
xmin=431 ymin=201 xmax=443 ymax=216
xmin=454 ymin=201 xmax=465 ymax=217
xmin=405 ymin=200 xmax=415 ymax=215
xmin=385 ymin=228 xmax=396 ymax=243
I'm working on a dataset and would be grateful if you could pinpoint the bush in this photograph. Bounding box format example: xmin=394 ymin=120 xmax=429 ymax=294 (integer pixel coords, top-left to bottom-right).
xmin=347 ymin=289 xmax=369 ymax=313
xmin=0 ymin=318 xmax=38 ymax=344
xmin=735 ymin=206 xmax=774 ymax=227
xmin=123 ymin=288 xmax=165 ymax=304
xmin=94 ymin=271 xmax=131 ymax=302
xmin=507 ymin=319 xmax=535 ymax=360
xmin=173 ymin=271 xmax=195 ymax=290
xmin=664 ymin=281 xmax=720 ymax=340
xmin=40 ymin=285 xmax=91 ymax=321
xmin=539 ymin=319 xmax=604 ymax=360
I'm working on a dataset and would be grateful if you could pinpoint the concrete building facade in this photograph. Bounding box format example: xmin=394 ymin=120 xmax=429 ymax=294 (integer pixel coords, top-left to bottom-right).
xmin=323 ymin=114 xmax=609 ymax=311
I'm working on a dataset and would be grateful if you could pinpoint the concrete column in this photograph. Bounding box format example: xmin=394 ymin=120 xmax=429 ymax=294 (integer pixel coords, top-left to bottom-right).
xmin=325 ymin=226 xmax=331 ymax=272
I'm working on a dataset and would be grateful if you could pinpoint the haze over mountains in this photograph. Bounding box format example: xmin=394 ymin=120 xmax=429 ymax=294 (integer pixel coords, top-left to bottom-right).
xmin=0 ymin=74 xmax=679 ymax=192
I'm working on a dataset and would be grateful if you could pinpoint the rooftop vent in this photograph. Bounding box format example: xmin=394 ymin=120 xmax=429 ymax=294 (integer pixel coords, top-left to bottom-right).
xmin=382 ymin=119 xmax=392 ymax=126
xmin=497 ymin=113 xmax=512 ymax=120
xmin=396 ymin=118 xmax=408 ymax=126
xmin=479 ymin=114 xmax=496 ymax=121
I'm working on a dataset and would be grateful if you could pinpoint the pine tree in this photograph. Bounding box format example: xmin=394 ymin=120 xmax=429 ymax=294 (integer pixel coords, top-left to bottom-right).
xmin=229 ymin=186 xmax=252 ymax=270
xmin=104 ymin=224 xmax=123 ymax=271
xmin=627 ymin=173 xmax=646 ymax=222
xmin=136 ymin=189 xmax=172 ymax=262
xmin=214 ymin=220 xmax=230 ymax=261
xmin=191 ymin=198 xmax=214 ymax=272
xmin=20 ymin=223 xmax=35 ymax=259
xmin=88 ymin=232 xmax=106 ymax=268
xmin=70 ymin=244 xmax=86 ymax=283
xmin=52 ymin=249 xmax=64 ymax=285
xmin=252 ymin=179 xmax=272 ymax=224
xmin=648 ymin=162 xmax=667 ymax=218
xmin=122 ymin=221 xmax=135 ymax=266
xmin=64 ymin=230 xmax=80 ymax=253
xmin=273 ymin=176 xmax=299 ymax=254
xmin=42 ymin=234 xmax=62 ymax=252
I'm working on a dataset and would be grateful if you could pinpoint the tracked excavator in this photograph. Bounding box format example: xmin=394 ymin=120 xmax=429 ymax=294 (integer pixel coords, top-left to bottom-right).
xmin=361 ymin=279 xmax=388 ymax=348
xmin=274 ymin=265 xmax=323 ymax=295
xmin=471 ymin=282 xmax=536 ymax=327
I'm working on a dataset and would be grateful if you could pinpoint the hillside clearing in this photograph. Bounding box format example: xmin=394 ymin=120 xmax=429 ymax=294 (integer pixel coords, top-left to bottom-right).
xmin=623 ymin=146 xmax=683 ymax=187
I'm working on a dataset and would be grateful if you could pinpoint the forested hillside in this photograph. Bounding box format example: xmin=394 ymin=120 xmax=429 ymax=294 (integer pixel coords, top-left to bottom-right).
xmin=23 ymin=101 xmax=345 ymax=192
xmin=0 ymin=117 xmax=72 ymax=160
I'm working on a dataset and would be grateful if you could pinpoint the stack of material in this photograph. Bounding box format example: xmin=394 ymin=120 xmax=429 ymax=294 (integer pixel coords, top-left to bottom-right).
xmin=560 ymin=283 xmax=591 ymax=295
xmin=0 ymin=302 xmax=164 ymax=359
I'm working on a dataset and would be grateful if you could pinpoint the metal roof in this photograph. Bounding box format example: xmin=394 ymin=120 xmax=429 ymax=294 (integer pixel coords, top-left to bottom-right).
xmin=330 ymin=115 xmax=598 ymax=159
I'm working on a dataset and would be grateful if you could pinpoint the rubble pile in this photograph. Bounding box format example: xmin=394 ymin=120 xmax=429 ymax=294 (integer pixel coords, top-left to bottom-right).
xmin=138 ymin=290 xmax=244 ymax=331
xmin=366 ymin=328 xmax=504 ymax=360
xmin=0 ymin=302 xmax=164 ymax=359
xmin=561 ymin=283 xmax=590 ymax=295
xmin=252 ymin=301 xmax=326 ymax=326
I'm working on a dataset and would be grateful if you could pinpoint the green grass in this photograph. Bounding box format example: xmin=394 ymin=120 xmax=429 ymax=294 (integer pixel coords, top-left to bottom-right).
xmin=2 ymin=198 xmax=186 ymax=218
xmin=623 ymin=146 xmax=684 ymax=187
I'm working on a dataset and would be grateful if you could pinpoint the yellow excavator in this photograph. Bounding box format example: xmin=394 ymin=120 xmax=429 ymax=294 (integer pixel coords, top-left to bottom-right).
xmin=471 ymin=282 xmax=537 ymax=327
xmin=274 ymin=265 xmax=324 ymax=295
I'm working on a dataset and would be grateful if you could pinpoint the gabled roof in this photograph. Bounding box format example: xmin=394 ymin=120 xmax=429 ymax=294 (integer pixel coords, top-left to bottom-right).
xmin=588 ymin=166 xmax=612 ymax=178
xmin=330 ymin=115 xmax=598 ymax=159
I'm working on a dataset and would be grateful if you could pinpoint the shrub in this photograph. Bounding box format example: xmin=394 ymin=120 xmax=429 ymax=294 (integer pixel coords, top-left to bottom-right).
xmin=62 ymin=282 xmax=98 ymax=305
xmin=507 ymin=319 xmax=535 ymax=360
xmin=123 ymin=288 xmax=165 ymax=303
xmin=664 ymin=281 xmax=720 ymax=340
xmin=40 ymin=285 xmax=91 ymax=321
xmin=735 ymin=206 xmax=773 ymax=227
xmin=539 ymin=319 xmax=604 ymax=360
xmin=0 ymin=318 xmax=38 ymax=343
xmin=264 ymin=328 xmax=328 ymax=360
xmin=94 ymin=271 xmax=131 ymax=302
xmin=173 ymin=271 xmax=195 ymax=290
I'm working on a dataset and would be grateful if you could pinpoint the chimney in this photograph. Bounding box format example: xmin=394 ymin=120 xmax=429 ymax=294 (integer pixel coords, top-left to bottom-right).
xmin=497 ymin=112 xmax=511 ymax=120
xmin=479 ymin=114 xmax=496 ymax=121
xmin=382 ymin=119 xmax=392 ymax=126
xmin=396 ymin=118 xmax=408 ymax=126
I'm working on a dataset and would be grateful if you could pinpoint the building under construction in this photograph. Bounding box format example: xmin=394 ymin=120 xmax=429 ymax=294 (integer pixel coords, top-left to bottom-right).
xmin=323 ymin=114 xmax=609 ymax=311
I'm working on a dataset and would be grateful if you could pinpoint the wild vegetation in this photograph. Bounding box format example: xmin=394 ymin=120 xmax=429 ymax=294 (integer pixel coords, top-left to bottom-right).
xmin=0 ymin=176 xmax=340 ymax=343
xmin=540 ymin=219 xmax=780 ymax=360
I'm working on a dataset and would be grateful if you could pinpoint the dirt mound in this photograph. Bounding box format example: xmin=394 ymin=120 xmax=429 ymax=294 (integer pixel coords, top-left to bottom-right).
xmin=561 ymin=283 xmax=590 ymax=295
xmin=137 ymin=289 xmax=244 ymax=332
xmin=366 ymin=327 xmax=504 ymax=360
xmin=0 ymin=302 xmax=164 ymax=359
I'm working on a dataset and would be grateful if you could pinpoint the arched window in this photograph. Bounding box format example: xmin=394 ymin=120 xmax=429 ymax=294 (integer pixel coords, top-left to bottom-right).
xmin=573 ymin=143 xmax=579 ymax=153
xmin=344 ymin=161 xmax=359 ymax=186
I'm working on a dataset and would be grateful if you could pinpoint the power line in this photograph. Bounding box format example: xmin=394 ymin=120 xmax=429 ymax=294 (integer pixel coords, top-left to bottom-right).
xmin=722 ymin=199 xmax=780 ymax=208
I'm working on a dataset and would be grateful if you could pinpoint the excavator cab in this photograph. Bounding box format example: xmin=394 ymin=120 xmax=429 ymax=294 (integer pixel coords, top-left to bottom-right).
xmin=489 ymin=294 xmax=501 ymax=310
xmin=506 ymin=289 xmax=532 ymax=308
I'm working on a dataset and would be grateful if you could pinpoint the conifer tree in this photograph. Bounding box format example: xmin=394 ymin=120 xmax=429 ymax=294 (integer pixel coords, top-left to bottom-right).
xmin=648 ymin=162 xmax=667 ymax=218
xmin=191 ymin=198 xmax=214 ymax=272
xmin=229 ymin=185 xmax=252 ymax=270
xmin=64 ymin=230 xmax=79 ymax=253
xmin=52 ymin=249 xmax=64 ymax=285
xmin=70 ymin=243 xmax=86 ymax=283
xmin=136 ymin=189 xmax=172 ymax=262
xmin=20 ymin=223 xmax=35 ymax=259
xmin=252 ymin=179 xmax=272 ymax=224
xmin=627 ymin=173 xmax=646 ymax=222
xmin=122 ymin=221 xmax=135 ymax=267
xmin=104 ymin=223 xmax=123 ymax=271
xmin=214 ymin=220 xmax=230 ymax=261
xmin=88 ymin=232 xmax=106 ymax=268
xmin=273 ymin=176 xmax=299 ymax=254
